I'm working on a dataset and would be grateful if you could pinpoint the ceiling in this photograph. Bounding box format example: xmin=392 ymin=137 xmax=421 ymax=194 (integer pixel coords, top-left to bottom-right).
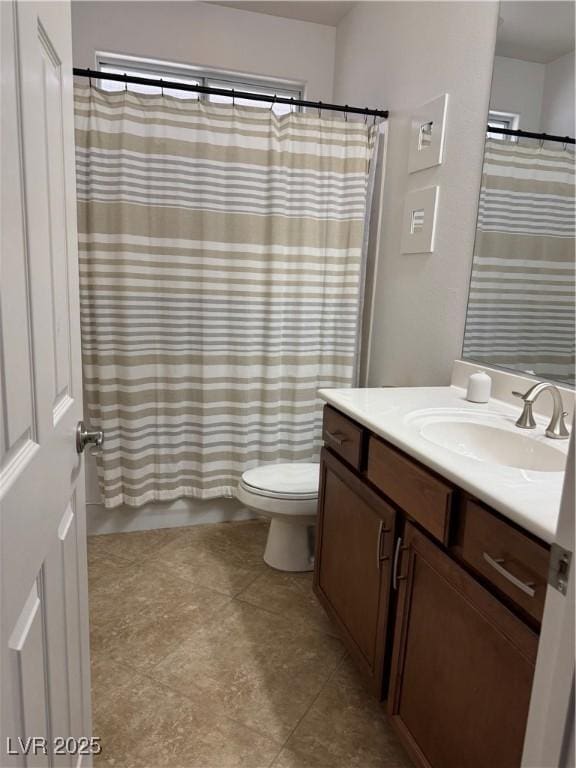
xmin=211 ymin=2 xmax=575 ymax=56
xmin=496 ymin=1 xmax=575 ymax=63
xmin=209 ymin=1 xmax=356 ymax=26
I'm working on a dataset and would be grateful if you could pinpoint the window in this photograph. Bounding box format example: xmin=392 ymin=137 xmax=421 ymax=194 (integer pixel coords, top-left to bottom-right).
xmin=487 ymin=110 xmax=520 ymax=141
xmin=96 ymin=53 xmax=303 ymax=114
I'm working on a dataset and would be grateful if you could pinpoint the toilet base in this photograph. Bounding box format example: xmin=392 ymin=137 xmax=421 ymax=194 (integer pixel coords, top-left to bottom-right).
xmin=263 ymin=517 xmax=315 ymax=572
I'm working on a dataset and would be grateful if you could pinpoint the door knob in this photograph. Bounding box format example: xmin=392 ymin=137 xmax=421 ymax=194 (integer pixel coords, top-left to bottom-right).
xmin=76 ymin=421 xmax=104 ymax=455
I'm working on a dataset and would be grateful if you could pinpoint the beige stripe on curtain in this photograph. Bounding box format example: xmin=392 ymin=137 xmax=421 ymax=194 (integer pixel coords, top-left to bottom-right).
xmin=464 ymin=139 xmax=575 ymax=386
xmin=74 ymin=85 xmax=379 ymax=508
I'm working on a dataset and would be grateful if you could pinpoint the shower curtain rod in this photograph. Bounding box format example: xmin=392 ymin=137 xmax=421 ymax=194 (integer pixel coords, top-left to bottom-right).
xmin=73 ymin=68 xmax=389 ymax=119
xmin=487 ymin=125 xmax=575 ymax=145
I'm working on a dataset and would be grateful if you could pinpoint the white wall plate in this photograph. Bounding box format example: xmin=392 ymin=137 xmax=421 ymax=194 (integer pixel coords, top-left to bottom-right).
xmin=401 ymin=186 xmax=439 ymax=254
xmin=408 ymin=94 xmax=448 ymax=173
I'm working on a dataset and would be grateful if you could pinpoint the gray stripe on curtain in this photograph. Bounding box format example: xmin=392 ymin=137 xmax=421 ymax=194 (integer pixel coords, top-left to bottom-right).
xmin=74 ymin=85 xmax=378 ymax=508
xmin=464 ymin=139 xmax=575 ymax=386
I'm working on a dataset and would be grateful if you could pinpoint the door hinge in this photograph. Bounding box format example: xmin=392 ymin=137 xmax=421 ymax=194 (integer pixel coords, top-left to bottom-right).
xmin=548 ymin=544 xmax=572 ymax=596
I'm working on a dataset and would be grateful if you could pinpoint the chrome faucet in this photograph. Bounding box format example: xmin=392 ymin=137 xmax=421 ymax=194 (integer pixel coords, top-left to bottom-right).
xmin=513 ymin=382 xmax=570 ymax=439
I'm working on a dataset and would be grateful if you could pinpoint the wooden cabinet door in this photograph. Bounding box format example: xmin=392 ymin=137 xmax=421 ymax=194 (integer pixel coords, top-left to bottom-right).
xmin=388 ymin=523 xmax=539 ymax=768
xmin=314 ymin=448 xmax=396 ymax=696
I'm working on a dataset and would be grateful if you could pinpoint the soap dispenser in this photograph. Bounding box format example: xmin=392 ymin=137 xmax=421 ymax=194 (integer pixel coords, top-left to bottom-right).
xmin=466 ymin=370 xmax=492 ymax=403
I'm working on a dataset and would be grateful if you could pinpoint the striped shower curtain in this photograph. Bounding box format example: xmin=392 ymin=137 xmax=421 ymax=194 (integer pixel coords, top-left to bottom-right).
xmin=464 ymin=139 xmax=575 ymax=385
xmin=74 ymin=85 xmax=378 ymax=508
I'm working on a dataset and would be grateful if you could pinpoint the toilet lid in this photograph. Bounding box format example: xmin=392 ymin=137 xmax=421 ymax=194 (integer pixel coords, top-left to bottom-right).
xmin=241 ymin=463 xmax=319 ymax=499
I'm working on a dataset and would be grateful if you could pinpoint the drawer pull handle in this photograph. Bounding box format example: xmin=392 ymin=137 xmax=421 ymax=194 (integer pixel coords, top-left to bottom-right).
xmin=482 ymin=553 xmax=536 ymax=598
xmin=376 ymin=520 xmax=392 ymax=570
xmin=324 ymin=429 xmax=349 ymax=448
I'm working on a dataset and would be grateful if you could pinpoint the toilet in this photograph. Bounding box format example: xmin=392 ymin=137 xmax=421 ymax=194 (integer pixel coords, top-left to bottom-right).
xmin=237 ymin=463 xmax=319 ymax=572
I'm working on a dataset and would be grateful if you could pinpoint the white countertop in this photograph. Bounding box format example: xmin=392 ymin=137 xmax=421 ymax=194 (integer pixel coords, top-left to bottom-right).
xmin=318 ymin=386 xmax=570 ymax=544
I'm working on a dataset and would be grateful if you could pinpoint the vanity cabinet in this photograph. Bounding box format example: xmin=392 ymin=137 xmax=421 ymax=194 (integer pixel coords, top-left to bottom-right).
xmin=314 ymin=404 xmax=551 ymax=768
xmin=314 ymin=447 xmax=397 ymax=696
xmin=388 ymin=522 xmax=538 ymax=768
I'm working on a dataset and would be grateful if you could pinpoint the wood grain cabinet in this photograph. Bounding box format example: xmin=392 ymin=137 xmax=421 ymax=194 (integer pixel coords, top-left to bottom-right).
xmin=322 ymin=405 xmax=365 ymax=469
xmin=388 ymin=523 xmax=538 ymax=768
xmin=314 ymin=447 xmax=396 ymax=697
xmin=367 ymin=436 xmax=453 ymax=544
xmin=453 ymin=497 xmax=550 ymax=624
xmin=314 ymin=404 xmax=550 ymax=768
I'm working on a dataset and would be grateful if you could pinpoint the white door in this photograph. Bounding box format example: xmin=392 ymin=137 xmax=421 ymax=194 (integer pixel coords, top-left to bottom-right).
xmin=1 ymin=1 xmax=93 ymax=765
xmin=522 ymin=426 xmax=575 ymax=768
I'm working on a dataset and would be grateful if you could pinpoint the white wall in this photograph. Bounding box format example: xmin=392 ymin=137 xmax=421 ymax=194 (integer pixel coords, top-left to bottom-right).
xmin=490 ymin=56 xmax=546 ymax=131
xmin=72 ymin=0 xmax=336 ymax=528
xmin=334 ymin=1 xmax=499 ymax=386
xmin=541 ymin=50 xmax=575 ymax=137
xmin=489 ymin=52 xmax=575 ymax=137
xmin=71 ymin=1 xmax=336 ymax=100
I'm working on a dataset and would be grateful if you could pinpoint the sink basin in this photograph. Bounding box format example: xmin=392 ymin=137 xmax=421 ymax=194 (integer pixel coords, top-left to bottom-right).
xmin=419 ymin=420 xmax=566 ymax=472
xmin=404 ymin=408 xmax=568 ymax=473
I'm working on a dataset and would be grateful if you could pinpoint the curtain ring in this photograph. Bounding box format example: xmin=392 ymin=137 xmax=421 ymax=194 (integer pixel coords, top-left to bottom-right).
xmin=318 ymin=101 xmax=322 ymax=119
xmin=372 ymin=114 xmax=377 ymax=126
xmin=563 ymin=138 xmax=569 ymax=151
xmin=89 ymin=74 xmax=92 ymax=89
xmin=270 ymin=94 xmax=276 ymax=112
xmin=124 ymin=72 xmax=128 ymax=92
xmin=160 ymin=78 xmax=164 ymax=97
xmin=232 ymin=88 xmax=235 ymax=107
xmin=344 ymin=106 xmax=348 ymax=122
xmin=364 ymin=111 xmax=368 ymax=125
xmin=539 ymin=137 xmax=544 ymax=149
xmin=290 ymin=97 xmax=295 ymax=114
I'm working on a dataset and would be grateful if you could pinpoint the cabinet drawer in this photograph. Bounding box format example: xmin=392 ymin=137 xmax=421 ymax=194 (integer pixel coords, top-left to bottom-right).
xmin=322 ymin=406 xmax=364 ymax=469
xmin=366 ymin=436 xmax=453 ymax=544
xmin=454 ymin=499 xmax=550 ymax=623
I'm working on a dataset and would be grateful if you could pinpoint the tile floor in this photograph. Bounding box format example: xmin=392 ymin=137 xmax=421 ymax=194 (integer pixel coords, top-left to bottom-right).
xmin=88 ymin=519 xmax=411 ymax=768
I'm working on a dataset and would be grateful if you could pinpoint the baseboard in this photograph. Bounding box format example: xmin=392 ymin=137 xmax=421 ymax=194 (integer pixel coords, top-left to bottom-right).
xmin=86 ymin=496 xmax=258 ymax=536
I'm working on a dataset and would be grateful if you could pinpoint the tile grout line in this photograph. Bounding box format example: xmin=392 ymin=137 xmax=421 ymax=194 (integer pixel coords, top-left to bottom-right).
xmin=233 ymin=593 xmax=341 ymax=641
xmin=266 ymin=647 xmax=348 ymax=768
xmin=92 ymin=592 xmax=342 ymax=761
xmin=130 ymin=583 xmax=345 ymax=756
xmin=90 ymin=523 xmax=351 ymax=767
xmin=94 ymin=655 xmax=285 ymax=764
xmin=242 ymin=600 xmax=343 ymax=648
xmin=119 ymin=656 xmax=291 ymax=758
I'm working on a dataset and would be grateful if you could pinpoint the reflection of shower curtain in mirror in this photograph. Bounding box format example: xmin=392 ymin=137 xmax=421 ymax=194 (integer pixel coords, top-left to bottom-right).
xmin=464 ymin=139 xmax=575 ymax=386
xmin=74 ymin=85 xmax=379 ymax=508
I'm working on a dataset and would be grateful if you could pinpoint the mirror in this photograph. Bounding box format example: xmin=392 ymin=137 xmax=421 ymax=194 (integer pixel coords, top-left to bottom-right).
xmin=463 ymin=1 xmax=575 ymax=387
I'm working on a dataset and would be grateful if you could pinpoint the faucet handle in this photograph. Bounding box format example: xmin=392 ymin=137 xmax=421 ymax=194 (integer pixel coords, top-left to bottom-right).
xmin=512 ymin=390 xmax=526 ymax=400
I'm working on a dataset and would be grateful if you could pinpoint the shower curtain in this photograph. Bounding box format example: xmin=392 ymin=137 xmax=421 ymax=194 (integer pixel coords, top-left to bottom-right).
xmin=74 ymin=85 xmax=379 ymax=508
xmin=464 ymin=138 xmax=575 ymax=385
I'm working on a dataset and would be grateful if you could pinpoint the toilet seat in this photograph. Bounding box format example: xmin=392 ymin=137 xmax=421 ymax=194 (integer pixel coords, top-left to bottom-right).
xmin=240 ymin=463 xmax=319 ymax=501
xmin=237 ymin=462 xmax=319 ymax=572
